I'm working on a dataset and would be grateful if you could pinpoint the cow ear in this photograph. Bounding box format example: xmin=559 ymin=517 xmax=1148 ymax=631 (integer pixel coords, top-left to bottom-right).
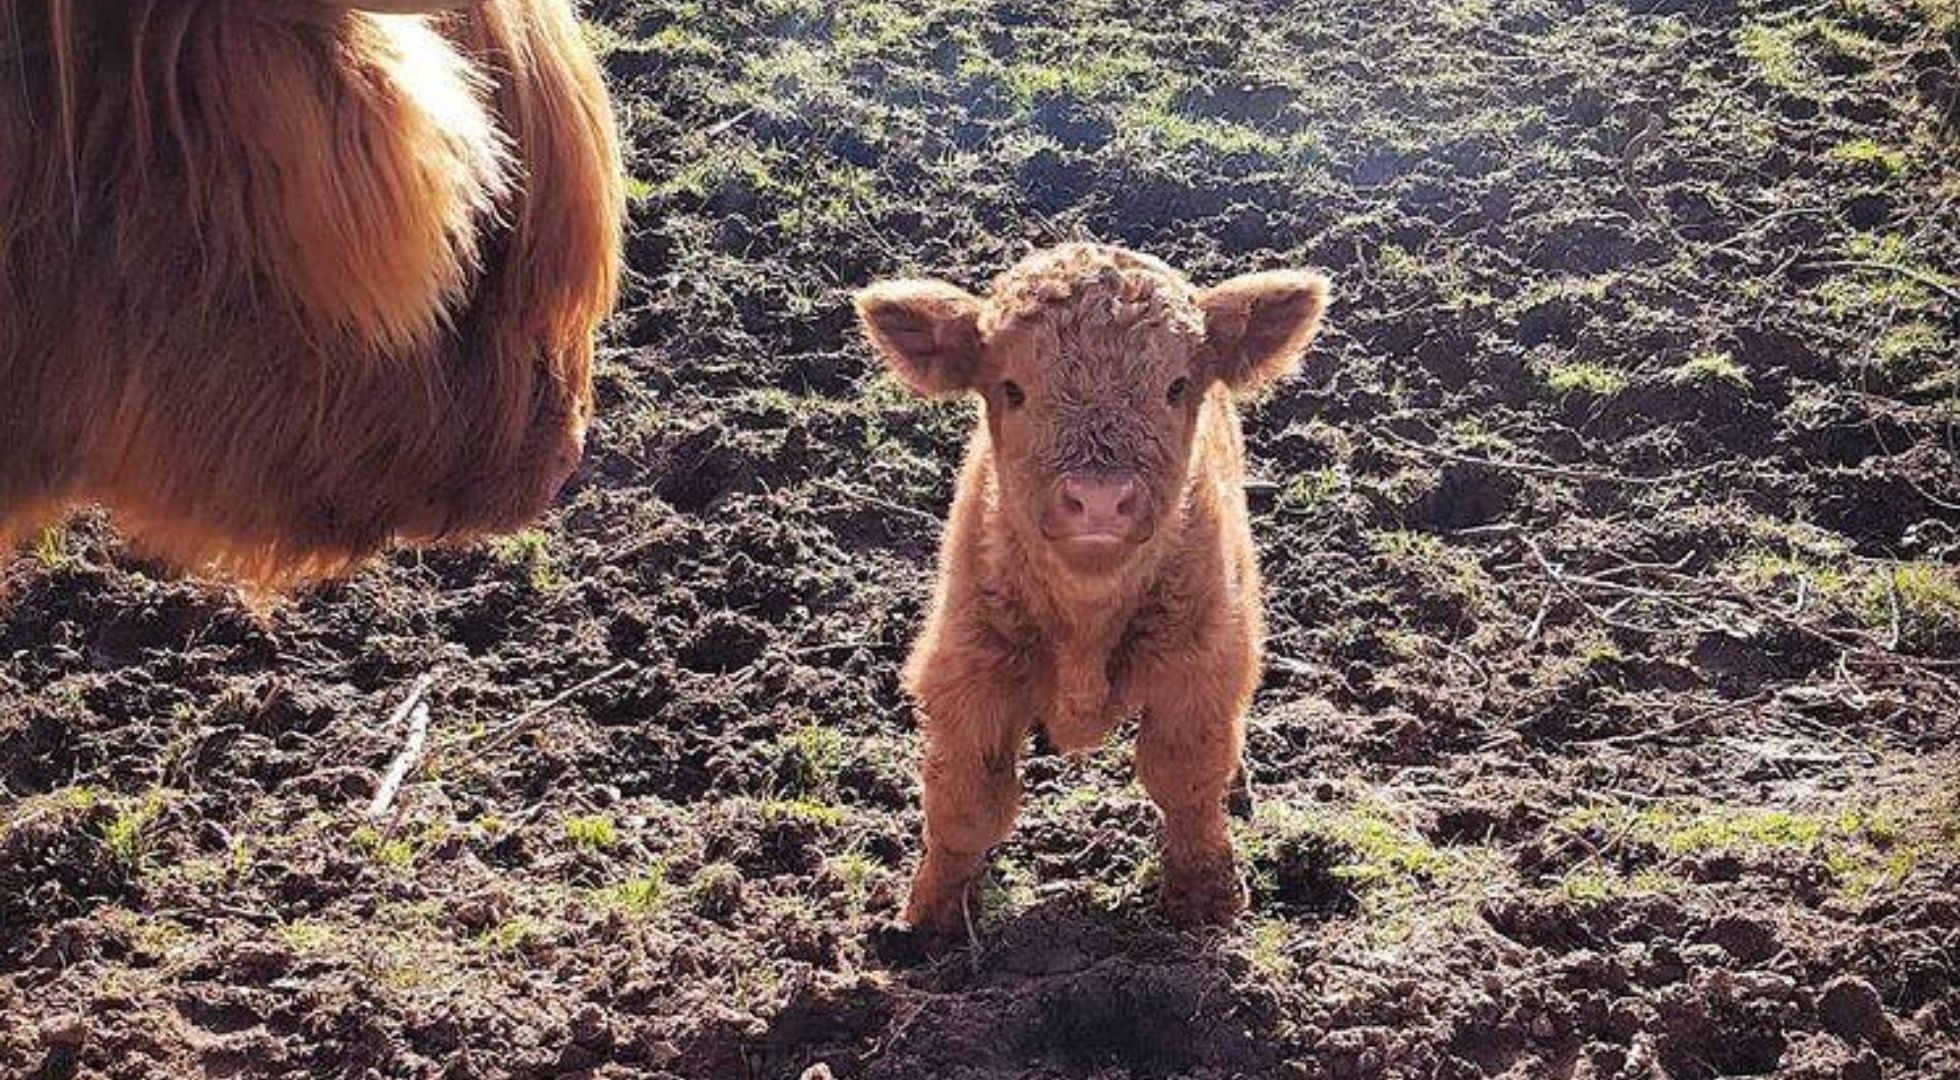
xmin=854 ymin=280 xmax=986 ymax=398
xmin=1198 ymin=271 xmax=1330 ymax=392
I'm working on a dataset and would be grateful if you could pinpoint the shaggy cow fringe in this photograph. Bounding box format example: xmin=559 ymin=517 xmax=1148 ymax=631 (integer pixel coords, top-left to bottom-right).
xmin=0 ymin=0 xmax=622 ymax=584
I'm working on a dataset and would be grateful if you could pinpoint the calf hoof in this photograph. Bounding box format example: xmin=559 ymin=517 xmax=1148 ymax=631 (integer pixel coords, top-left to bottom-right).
xmin=1161 ymin=858 xmax=1248 ymax=927
xmin=902 ymin=855 xmax=982 ymax=936
xmin=867 ymin=919 xmax=936 ymax=966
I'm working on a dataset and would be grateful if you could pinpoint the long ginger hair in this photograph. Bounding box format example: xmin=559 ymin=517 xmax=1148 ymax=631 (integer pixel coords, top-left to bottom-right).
xmin=0 ymin=0 xmax=622 ymax=583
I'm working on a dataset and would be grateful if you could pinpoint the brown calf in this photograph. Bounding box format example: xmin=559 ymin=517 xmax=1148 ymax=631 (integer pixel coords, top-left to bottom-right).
xmin=856 ymin=243 xmax=1330 ymax=930
xmin=0 ymin=0 xmax=621 ymax=585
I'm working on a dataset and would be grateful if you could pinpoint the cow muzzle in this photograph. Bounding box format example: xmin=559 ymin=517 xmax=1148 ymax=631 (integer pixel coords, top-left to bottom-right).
xmin=541 ymin=425 xmax=586 ymax=503
xmin=1041 ymin=472 xmax=1153 ymax=568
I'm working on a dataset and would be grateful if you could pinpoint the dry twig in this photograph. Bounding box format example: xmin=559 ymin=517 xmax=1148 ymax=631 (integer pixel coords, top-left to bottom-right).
xmin=478 ymin=661 xmax=633 ymax=752
xmin=1379 ymin=428 xmax=1732 ymax=488
xmin=368 ymin=671 xmax=439 ymax=818
xmin=813 ymin=479 xmax=944 ymax=529
xmin=1802 ymin=258 xmax=1960 ymax=305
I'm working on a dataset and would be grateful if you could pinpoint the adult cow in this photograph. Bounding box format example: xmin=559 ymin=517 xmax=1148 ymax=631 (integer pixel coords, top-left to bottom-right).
xmin=0 ymin=0 xmax=622 ymax=584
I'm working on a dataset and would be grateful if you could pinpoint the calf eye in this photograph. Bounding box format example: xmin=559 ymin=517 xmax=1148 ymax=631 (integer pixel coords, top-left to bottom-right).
xmin=1166 ymin=377 xmax=1190 ymax=405
xmin=1001 ymin=380 xmax=1026 ymax=409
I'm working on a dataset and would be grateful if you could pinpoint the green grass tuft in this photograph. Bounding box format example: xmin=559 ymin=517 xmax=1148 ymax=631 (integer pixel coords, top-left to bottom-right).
xmin=779 ymin=723 xmax=846 ymax=797
xmin=278 ymin=920 xmax=340 ymax=953
xmin=1559 ymin=799 xmax=1951 ymax=901
xmin=1736 ymin=20 xmax=1811 ymax=93
xmin=1672 ymin=351 xmax=1752 ymax=390
xmin=1742 ymin=546 xmax=1960 ymax=648
xmin=351 ymin=824 xmax=415 ymax=871
xmin=1557 ymin=867 xmax=1672 ymax=907
xmin=102 ymin=793 xmax=163 ymax=879
xmin=826 ymin=849 xmax=884 ymax=911
xmin=1238 ymin=916 xmax=1297 ymax=980
xmin=487 ymin=530 xmax=565 ymax=593
xmin=1373 ymin=530 xmax=1490 ymax=612
xmin=1244 ymin=801 xmax=1503 ymax=942
xmin=594 ymin=863 xmax=670 ymax=917
xmin=1543 ymin=362 xmax=1629 ymax=399
xmin=759 ymin=797 xmax=846 ymax=828
xmin=564 ymin=814 xmax=619 ymax=851
xmin=1828 ymin=138 xmax=1906 ymax=175
xmin=1875 ymin=320 xmax=1950 ymax=390
xmin=479 ymin=916 xmax=540 ymax=956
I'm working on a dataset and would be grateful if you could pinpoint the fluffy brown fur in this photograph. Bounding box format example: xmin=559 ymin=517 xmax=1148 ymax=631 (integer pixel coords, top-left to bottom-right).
xmin=0 ymin=0 xmax=622 ymax=584
xmin=856 ymin=243 xmax=1331 ymax=931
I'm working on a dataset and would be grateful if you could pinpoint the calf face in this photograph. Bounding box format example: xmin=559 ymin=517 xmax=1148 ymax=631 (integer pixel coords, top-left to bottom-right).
xmin=856 ymin=244 xmax=1330 ymax=933
xmin=858 ymin=245 xmax=1326 ymax=577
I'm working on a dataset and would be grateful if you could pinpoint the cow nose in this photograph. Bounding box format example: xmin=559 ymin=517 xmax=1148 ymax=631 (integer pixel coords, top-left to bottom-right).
xmin=1056 ymin=474 xmax=1142 ymax=535
xmin=544 ymin=428 xmax=586 ymax=495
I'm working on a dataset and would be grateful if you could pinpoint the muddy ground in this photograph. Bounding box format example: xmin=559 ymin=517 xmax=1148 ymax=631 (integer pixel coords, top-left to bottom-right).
xmin=5 ymin=0 xmax=1960 ymax=1077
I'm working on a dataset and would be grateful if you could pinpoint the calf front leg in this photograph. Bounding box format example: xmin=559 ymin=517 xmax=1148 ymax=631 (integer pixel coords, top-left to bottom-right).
xmin=903 ymin=655 xmax=1031 ymax=934
xmin=1135 ymin=667 xmax=1252 ymax=927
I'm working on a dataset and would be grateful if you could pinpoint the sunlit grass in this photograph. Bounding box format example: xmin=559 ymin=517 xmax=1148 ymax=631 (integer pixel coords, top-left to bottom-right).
xmin=1672 ymin=350 xmax=1751 ymax=391
xmin=1557 ymin=800 xmax=1952 ymax=902
xmin=1240 ymin=800 xmax=1506 ymax=943
xmin=565 ymin=814 xmax=620 ymax=850
xmin=1543 ymin=361 xmax=1629 ymax=399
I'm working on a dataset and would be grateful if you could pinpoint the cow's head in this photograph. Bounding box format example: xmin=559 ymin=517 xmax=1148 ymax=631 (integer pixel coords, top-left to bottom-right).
xmin=856 ymin=244 xmax=1329 ymax=576
xmin=0 ymin=0 xmax=620 ymax=583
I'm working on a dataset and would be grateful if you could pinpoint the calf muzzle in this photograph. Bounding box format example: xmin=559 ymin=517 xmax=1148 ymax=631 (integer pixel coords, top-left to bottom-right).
xmin=1042 ymin=472 xmax=1152 ymax=563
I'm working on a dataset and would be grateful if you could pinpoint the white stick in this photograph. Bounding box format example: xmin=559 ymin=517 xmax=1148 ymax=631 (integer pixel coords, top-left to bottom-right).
xmin=368 ymin=673 xmax=438 ymax=818
xmin=368 ymin=703 xmax=431 ymax=819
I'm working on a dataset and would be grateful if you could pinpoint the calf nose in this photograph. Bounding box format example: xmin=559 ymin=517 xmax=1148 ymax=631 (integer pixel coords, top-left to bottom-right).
xmin=1055 ymin=474 xmax=1143 ymax=535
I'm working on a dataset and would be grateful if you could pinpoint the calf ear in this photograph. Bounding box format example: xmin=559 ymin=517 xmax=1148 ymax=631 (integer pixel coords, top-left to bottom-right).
xmin=854 ymin=280 xmax=986 ymax=397
xmin=1198 ymin=271 xmax=1330 ymax=392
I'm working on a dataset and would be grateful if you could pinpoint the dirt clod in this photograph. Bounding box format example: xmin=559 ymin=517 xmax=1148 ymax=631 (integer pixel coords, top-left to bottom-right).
xmin=1818 ymin=977 xmax=1894 ymax=1047
xmin=37 ymin=1013 xmax=85 ymax=1049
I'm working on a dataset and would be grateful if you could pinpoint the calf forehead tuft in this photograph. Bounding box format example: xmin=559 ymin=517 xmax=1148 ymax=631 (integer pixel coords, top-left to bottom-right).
xmin=982 ymin=244 xmax=1205 ymax=344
